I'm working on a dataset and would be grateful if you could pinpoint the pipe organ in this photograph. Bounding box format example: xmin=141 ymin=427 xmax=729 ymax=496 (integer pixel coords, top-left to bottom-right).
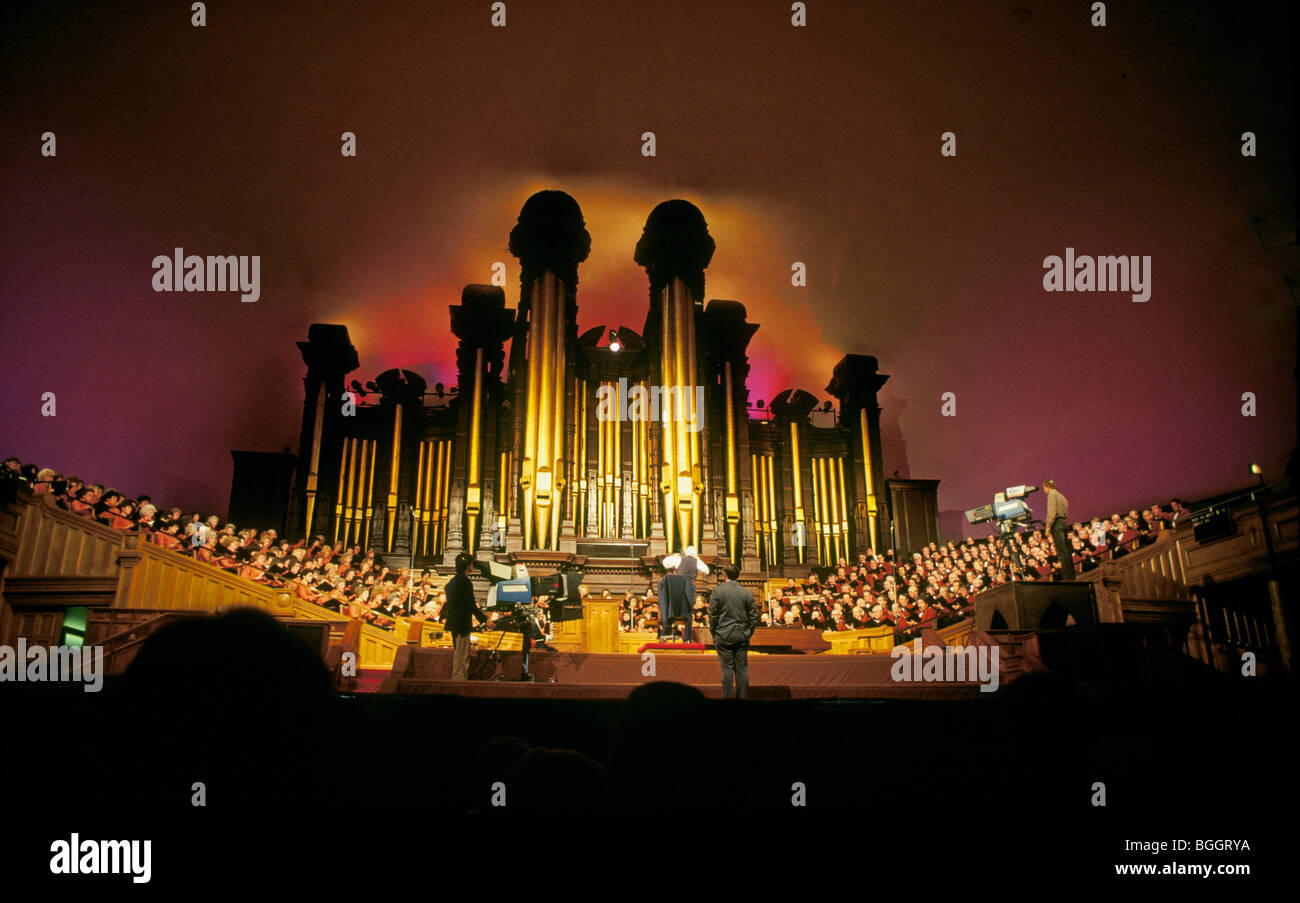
xmin=281 ymin=192 xmax=910 ymax=579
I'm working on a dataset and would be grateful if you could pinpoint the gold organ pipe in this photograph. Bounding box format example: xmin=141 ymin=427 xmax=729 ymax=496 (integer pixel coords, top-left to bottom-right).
xmin=613 ymin=402 xmax=622 ymax=537
xmin=356 ymin=439 xmax=371 ymax=548
xmin=790 ymin=422 xmax=805 ymax=564
xmin=596 ymin=386 xmax=606 ymax=535
xmin=437 ymin=440 xmax=450 ymax=555
xmin=342 ymin=438 xmax=358 ymax=546
xmin=467 ymin=347 xmax=484 ymax=554
xmin=360 ymin=440 xmax=374 ymax=549
xmin=386 ymin=404 xmax=403 ymax=553
xmin=536 ymin=274 xmax=557 ymax=549
xmin=423 ymin=443 xmax=436 ymax=556
xmin=522 ymin=281 xmax=542 ymax=551
xmin=685 ymin=286 xmax=700 ymax=552
xmin=624 ymin=381 xmax=634 ymax=532
xmin=825 ymin=456 xmax=837 ymax=563
xmin=860 ymin=409 xmax=879 ymax=552
xmin=305 ymin=383 xmax=326 ymax=536
xmin=837 ymin=457 xmax=849 ymax=562
xmin=811 ymin=456 xmax=825 ymax=564
xmin=415 ymin=441 xmax=427 ymax=554
xmin=579 ymin=380 xmax=588 ymax=536
xmin=499 ymin=449 xmax=508 ymax=539
xmin=660 ymin=287 xmax=676 ymax=553
xmin=671 ymin=280 xmax=692 ymax=550
xmin=332 ymin=434 xmax=347 ymax=543
xmin=826 ymin=459 xmax=837 ymax=566
xmin=766 ymin=454 xmax=777 ymax=565
xmin=639 ymin=394 xmax=650 ymax=537
xmin=724 ymin=361 xmax=737 ymax=561
xmin=827 ymin=454 xmax=842 ymax=563
xmin=571 ymin=377 xmax=581 ymax=526
xmin=752 ymin=453 xmax=764 ymax=566
xmin=550 ymin=282 xmax=567 ymax=552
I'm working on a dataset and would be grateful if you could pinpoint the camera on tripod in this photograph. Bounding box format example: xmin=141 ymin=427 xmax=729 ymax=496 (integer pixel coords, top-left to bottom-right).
xmin=964 ymin=484 xmax=1039 ymax=527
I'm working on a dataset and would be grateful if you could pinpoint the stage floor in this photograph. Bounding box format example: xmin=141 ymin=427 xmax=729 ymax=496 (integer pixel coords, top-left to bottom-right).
xmin=379 ymin=647 xmax=986 ymax=699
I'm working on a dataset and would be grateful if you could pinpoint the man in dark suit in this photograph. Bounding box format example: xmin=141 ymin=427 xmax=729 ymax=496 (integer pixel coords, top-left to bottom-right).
xmin=442 ymin=552 xmax=487 ymax=681
xmin=657 ymin=566 xmax=692 ymax=641
xmin=708 ymin=564 xmax=758 ymax=699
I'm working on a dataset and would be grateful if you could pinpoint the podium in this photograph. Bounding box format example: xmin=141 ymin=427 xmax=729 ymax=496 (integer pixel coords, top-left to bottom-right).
xmin=974 ymin=582 xmax=1100 ymax=631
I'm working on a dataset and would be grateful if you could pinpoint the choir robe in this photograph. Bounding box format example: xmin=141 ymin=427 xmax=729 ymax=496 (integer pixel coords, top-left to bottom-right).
xmin=105 ymin=510 xmax=136 ymax=531
xmin=152 ymin=532 xmax=183 ymax=551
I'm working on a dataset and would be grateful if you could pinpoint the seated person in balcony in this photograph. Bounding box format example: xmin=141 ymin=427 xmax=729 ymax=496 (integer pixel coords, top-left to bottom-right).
xmin=864 ymin=603 xmax=891 ymax=629
xmin=914 ymin=597 xmax=938 ymax=626
xmin=238 ymin=551 xmax=270 ymax=582
xmin=888 ymin=600 xmax=912 ymax=630
xmin=152 ymin=522 xmax=184 ymax=551
xmin=107 ymin=499 xmax=139 ymax=532
xmin=134 ymin=502 xmax=157 ymax=531
xmin=93 ymin=489 xmax=127 ymax=526
xmin=32 ymin=467 xmax=60 ymax=494
xmin=67 ymin=484 xmax=100 ymax=517
xmin=212 ymin=535 xmax=242 ymax=570
xmin=53 ymin=476 xmax=83 ymax=510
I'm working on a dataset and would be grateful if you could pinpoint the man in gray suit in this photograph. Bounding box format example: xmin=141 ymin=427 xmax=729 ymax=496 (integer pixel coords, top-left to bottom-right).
xmin=708 ymin=564 xmax=758 ymax=698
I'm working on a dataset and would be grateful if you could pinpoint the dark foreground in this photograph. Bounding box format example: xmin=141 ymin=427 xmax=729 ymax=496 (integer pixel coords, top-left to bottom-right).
xmin=2 ymin=668 xmax=1294 ymax=890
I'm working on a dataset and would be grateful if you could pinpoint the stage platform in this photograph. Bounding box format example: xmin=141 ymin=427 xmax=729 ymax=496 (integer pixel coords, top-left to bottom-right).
xmin=379 ymin=646 xmax=986 ymax=699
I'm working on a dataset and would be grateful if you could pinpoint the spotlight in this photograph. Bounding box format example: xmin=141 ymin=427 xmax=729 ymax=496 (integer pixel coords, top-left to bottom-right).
xmin=349 ymin=379 xmax=367 ymax=397
xmin=822 ymin=401 xmax=833 ymax=413
xmin=1249 ymin=463 xmax=1262 ymax=475
xmin=608 ymin=329 xmax=621 ymax=352
xmin=756 ymin=399 xmax=765 ymax=409
xmin=434 ymin=382 xmax=445 ymax=397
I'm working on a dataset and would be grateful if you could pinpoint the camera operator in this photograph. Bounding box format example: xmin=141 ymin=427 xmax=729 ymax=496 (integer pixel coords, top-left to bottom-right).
xmin=1043 ymin=479 xmax=1075 ymax=580
xmin=443 ymin=552 xmax=488 ymax=680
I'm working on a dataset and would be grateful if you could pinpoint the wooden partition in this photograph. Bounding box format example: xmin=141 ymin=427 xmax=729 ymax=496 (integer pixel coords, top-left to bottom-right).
xmin=583 ymin=598 xmax=620 ymax=653
xmin=821 ymin=625 xmax=895 ymax=655
xmin=114 ymin=534 xmax=294 ymax=616
xmin=1 ymin=492 xmax=126 ymax=645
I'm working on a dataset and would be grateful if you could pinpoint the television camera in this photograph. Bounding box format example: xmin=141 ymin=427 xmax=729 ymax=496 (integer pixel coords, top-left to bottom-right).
xmin=474 ymin=560 xmax=583 ymax=680
xmin=964 ymin=485 xmax=1042 ymax=580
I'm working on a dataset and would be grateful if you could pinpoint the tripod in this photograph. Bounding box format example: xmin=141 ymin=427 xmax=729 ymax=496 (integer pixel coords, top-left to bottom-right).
xmin=994 ymin=518 xmax=1037 ymax=581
